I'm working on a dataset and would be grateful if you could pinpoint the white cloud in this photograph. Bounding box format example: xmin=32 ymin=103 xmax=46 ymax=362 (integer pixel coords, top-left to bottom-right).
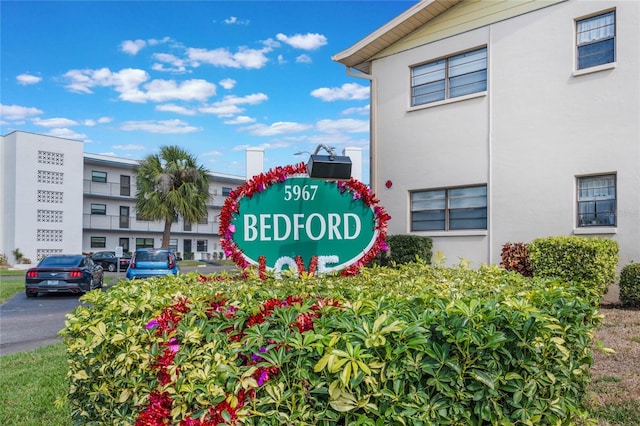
xmin=120 ymin=119 xmax=201 ymax=134
xmin=63 ymin=68 xmax=216 ymax=104
xmin=148 ymin=36 xmax=172 ymax=46
xmin=223 ymin=16 xmax=249 ymax=25
xmin=243 ymin=121 xmax=312 ymax=136
xmin=296 ymin=54 xmax=312 ymax=64
xmin=46 ymin=128 xmax=88 ymax=140
xmin=17 ymin=74 xmax=42 ymax=85
xmin=224 ymin=115 xmax=256 ymax=125
xmin=342 ymin=105 xmax=370 ymax=116
xmin=82 ymin=117 xmax=112 ymax=126
xmin=200 ymin=93 xmax=268 ymax=117
xmin=121 ymin=39 xmax=146 ymax=55
xmin=276 ymin=33 xmax=327 ymax=50
xmin=201 ymin=150 xmax=223 ymax=156
xmin=156 ymin=103 xmax=196 ymax=115
xmin=0 ymin=104 xmax=43 ymax=121
xmin=316 ymin=118 xmax=369 ymax=134
xmin=112 ymin=144 xmax=145 ymax=150
xmin=311 ymin=83 xmax=370 ymax=101
xmin=232 ymin=140 xmax=294 ymax=151
xmin=138 ymin=79 xmax=216 ymax=103
xmin=152 ymin=53 xmax=187 ymax=73
xmin=219 ymin=78 xmax=236 ymax=90
xmin=277 ymin=54 xmax=286 ymax=65
xmin=33 ymin=117 xmax=79 ymax=128
xmin=63 ymin=67 xmax=149 ymax=96
xmin=187 ymin=46 xmax=270 ymax=69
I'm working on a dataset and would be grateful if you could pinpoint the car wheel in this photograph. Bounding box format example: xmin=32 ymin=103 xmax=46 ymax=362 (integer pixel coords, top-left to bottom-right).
xmin=26 ymin=290 xmax=37 ymax=298
xmin=107 ymin=263 xmax=116 ymax=272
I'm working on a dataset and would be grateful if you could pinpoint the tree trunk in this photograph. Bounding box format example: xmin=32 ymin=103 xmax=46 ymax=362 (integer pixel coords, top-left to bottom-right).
xmin=162 ymin=219 xmax=172 ymax=248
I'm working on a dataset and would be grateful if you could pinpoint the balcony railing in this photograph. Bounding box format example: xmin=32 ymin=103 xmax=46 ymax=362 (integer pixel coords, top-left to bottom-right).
xmin=83 ymin=214 xmax=220 ymax=233
xmin=83 ymin=179 xmax=226 ymax=207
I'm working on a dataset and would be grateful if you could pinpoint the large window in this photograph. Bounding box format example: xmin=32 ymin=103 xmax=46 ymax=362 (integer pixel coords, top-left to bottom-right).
xmin=91 ymin=236 xmax=106 ymax=248
xmin=197 ymin=240 xmax=208 ymax=252
xmin=411 ymin=47 xmax=487 ymax=106
xmin=136 ymin=238 xmax=154 ymax=249
xmin=222 ymin=187 xmax=232 ymax=196
xmin=120 ymin=175 xmax=131 ymax=196
xmin=91 ymin=170 xmax=107 ymax=183
xmin=91 ymin=203 xmax=106 ymax=215
xmin=576 ymin=11 xmax=615 ymax=70
xmin=411 ymin=185 xmax=487 ymax=231
xmin=577 ymin=174 xmax=616 ymax=227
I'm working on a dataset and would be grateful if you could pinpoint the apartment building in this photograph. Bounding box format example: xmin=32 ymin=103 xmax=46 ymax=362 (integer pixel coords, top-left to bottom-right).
xmin=1 ymin=131 xmax=245 ymax=264
xmin=333 ymin=0 xmax=639 ymax=268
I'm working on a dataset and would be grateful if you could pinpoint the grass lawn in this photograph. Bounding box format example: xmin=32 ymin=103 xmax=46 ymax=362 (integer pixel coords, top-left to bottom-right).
xmin=0 ymin=344 xmax=70 ymax=426
xmin=0 ymin=270 xmax=25 ymax=304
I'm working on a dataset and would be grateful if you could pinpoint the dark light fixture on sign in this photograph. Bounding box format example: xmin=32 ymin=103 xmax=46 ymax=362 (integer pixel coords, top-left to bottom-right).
xmin=299 ymin=144 xmax=352 ymax=180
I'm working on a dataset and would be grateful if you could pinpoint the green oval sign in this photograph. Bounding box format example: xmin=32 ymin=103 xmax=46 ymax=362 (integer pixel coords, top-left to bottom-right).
xmin=231 ymin=177 xmax=377 ymax=272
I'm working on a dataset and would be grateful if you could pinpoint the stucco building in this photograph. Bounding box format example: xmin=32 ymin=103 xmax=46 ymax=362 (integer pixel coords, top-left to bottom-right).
xmin=1 ymin=131 xmax=245 ymax=264
xmin=333 ymin=0 xmax=639 ymax=269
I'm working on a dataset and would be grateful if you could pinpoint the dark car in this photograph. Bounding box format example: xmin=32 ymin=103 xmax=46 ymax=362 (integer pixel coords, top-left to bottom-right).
xmin=126 ymin=248 xmax=179 ymax=279
xmin=91 ymin=251 xmax=131 ymax=272
xmin=25 ymin=254 xmax=104 ymax=297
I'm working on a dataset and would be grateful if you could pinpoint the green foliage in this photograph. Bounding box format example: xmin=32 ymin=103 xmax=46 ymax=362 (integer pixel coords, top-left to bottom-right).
xmin=374 ymin=234 xmax=432 ymax=266
xmin=61 ymin=264 xmax=602 ymax=425
xmin=529 ymin=236 xmax=619 ymax=297
xmin=620 ymin=262 xmax=640 ymax=308
xmin=500 ymin=242 xmax=532 ymax=277
xmin=135 ymin=145 xmax=211 ymax=248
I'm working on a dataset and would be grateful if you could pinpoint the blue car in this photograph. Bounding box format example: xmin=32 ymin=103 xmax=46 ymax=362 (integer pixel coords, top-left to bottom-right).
xmin=126 ymin=248 xmax=179 ymax=279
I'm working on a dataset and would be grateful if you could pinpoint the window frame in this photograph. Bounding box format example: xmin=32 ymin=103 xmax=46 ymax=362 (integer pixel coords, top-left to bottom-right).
xmin=135 ymin=238 xmax=154 ymax=249
xmin=222 ymin=187 xmax=232 ymax=196
xmin=575 ymin=10 xmax=616 ymax=71
xmin=90 ymin=203 xmax=107 ymax=215
xmin=196 ymin=239 xmax=208 ymax=252
xmin=91 ymin=170 xmax=107 ymax=183
xmin=90 ymin=236 xmax=106 ymax=248
xmin=410 ymin=46 xmax=488 ymax=107
xmin=576 ymin=173 xmax=616 ymax=228
xmin=410 ymin=185 xmax=488 ymax=232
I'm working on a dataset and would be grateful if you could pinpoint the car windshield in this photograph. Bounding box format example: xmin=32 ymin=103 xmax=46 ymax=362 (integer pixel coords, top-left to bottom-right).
xmin=39 ymin=256 xmax=82 ymax=267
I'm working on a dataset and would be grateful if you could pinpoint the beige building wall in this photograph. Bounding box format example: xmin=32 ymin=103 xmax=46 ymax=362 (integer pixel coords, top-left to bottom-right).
xmin=370 ymin=0 xmax=639 ymax=268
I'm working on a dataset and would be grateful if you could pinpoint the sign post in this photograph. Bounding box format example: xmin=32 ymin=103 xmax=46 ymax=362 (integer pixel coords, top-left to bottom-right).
xmin=115 ymin=246 xmax=123 ymax=275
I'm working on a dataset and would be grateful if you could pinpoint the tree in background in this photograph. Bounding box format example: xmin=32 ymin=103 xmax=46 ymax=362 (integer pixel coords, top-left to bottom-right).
xmin=135 ymin=146 xmax=210 ymax=249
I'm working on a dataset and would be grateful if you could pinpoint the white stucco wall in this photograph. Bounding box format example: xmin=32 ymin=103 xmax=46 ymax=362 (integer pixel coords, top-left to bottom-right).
xmin=371 ymin=0 xmax=640 ymax=268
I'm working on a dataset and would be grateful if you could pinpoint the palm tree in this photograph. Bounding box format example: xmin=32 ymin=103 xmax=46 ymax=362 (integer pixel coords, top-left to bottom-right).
xmin=135 ymin=146 xmax=211 ymax=249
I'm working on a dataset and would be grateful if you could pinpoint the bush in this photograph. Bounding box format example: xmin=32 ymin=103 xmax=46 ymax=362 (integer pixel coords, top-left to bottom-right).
xmin=620 ymin=262 xmax=640 ymax=308
xmin=374 ymin=234 xmax=432 ymax=266
xmin=499 ymin=242 xmax=532 ymax=277
xmin=528 ymin=236 xmax=618 ymax=297
xmin=61 ymin=264 xmax=601 ymax=425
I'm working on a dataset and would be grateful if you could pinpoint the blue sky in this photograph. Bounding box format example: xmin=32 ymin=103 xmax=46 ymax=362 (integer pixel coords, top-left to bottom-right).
xmin=1 ymin=0 xmax=416 ymax=180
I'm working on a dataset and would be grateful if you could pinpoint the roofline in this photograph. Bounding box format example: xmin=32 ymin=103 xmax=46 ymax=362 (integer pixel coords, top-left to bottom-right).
xmin=332 ymin=0 xmax=462 ymax=73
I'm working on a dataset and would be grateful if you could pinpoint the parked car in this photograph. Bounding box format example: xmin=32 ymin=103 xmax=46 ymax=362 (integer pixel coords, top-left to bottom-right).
xmin=91 ymin=251 xmax=131 ymax=272
xmin=25 ymin=254 xmax=104 ymax=297
xmin=126 ymin=248 xmax=179 ymax=279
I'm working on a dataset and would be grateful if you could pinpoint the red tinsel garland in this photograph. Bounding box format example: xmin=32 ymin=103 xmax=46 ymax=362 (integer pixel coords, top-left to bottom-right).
xmin=218 ymin=164 xmax=390 ymax=277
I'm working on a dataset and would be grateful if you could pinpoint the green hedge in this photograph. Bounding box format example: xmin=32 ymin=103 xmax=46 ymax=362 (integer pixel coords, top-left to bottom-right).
xmin=528 ymin=236 xmax=618 ymax=297
xmin=373 ymin=234 xmax=432 ymax=266
xmin=61 ymin=264 xmax=601 ymax=425
xmin=620 ymin=262 xmax=640 ymax=308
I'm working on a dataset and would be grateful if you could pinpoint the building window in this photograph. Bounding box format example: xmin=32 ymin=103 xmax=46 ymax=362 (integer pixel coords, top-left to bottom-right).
xmin=576 ymin=11 xmax=615 ymax=70
xmin=91 ymin=170 xmax=107 ymax=183
xmin=136 ymin=238 xmax=154 ymax=249
xmin=577 ymin=174 xmax=616 ymax=227
xmin=37 ymin=229 xmax=63 ymax=242
xmin=37 ymin=209 xmax=63 ymax=223
xmin=411 ymin=47 xmax=487 ymax=106
xmin=411 ymin=185 xmax=487 ymax=231
xmin=222 ymin=187 xmax=232 ymax=196
xmin=169 ymin=239 xmax=178 ymax=252
xmin=38 ymin=170 xmax=64 ymax=185
xmin=198 ymin=214 xmax=208 ymax=225
xmin=120 ymin=175 xmax=131 ymax=196
xmin=37 ymin=190 xmax=63 ymax=203
xmin=197 ymin=240 xmax=208 ymax=252
xmin=38 ymin=150 xmax=64 ymax=166
xmin=91 ymin=203 xmax=107 ymax=215
xmin=91 ymin=236 xmax=106 ymax=248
